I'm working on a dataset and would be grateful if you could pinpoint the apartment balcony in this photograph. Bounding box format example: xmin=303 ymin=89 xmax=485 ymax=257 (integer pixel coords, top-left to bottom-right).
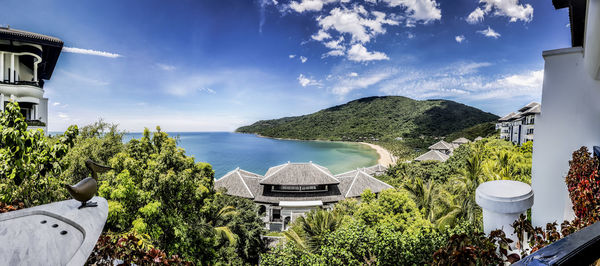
xmin=0 ymin=82 xmax=44 ymax=103
xmin=25 ymin=119 xmax=46 ymax=127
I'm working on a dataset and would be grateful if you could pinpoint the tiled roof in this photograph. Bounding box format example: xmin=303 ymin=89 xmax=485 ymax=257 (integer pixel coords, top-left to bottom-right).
xmin=428 ymin=140 xmax=454 ymax=151
xmin=214 ymin=168 xmax=260 ymax=199
xmin=340 ymin=170 xmax=393 ymax=198
xmin=260 ymin=162 xmax=340 ymax=186
xmin=414 ymin=150 xmax=450 ymax=162
xmin=0 ymin=27 xmax=63 ymax=46
xmin=452 ymin=137 xmax=471 ymax=144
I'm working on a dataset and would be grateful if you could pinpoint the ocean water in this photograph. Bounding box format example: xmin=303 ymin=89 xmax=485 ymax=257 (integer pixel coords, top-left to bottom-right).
xmin=120 ymin=132 xmax=379 ymax=178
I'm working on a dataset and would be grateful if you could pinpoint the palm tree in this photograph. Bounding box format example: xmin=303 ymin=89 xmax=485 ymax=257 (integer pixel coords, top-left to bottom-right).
xmin=205 ymin=205 xmax=238 ymax=246
xmin=283 ymin=209 xmax=342 ymax=252
xmin=435 ymin=151 xmax=487 ymax=227
xmin=403 ymin=178 xmax=437 ymax=222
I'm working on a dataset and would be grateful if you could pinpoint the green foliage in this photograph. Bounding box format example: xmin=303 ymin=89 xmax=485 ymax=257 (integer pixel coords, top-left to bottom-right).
xmin=87 ymin=232 xmax=192 ymax=265
xmin=0 ymin=102 xmax=78 ymax=206
xmin=1 ymin=106 xmax=265 ymax=264
xmin=283 ymin=208 xmax=343 ymax=252
xmin=443 ymin=122 xmax=498 ymax=143
xmin=236 ymin=96 xmax=498 ymax=141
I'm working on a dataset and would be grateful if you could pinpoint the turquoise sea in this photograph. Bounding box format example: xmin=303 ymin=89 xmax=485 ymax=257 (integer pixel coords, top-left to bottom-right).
xmin=121 ymin=132 xmax=379 ymax=178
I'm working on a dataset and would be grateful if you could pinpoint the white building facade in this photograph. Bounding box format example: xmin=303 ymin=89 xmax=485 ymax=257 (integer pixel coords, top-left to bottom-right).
xmin=531 ymin=0 xmax=600 ymax=227
xmin=496 ymin=102 xmax=540 ymax=146
xmin=0 ymin=27 xmax=63 ymax=131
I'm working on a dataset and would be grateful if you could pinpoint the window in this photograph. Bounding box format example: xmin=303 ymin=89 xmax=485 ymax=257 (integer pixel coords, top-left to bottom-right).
xmin=272 ymin=185 xmax=328 ymax=192
xmin=272 ymin=209 xmax=281 ymax=221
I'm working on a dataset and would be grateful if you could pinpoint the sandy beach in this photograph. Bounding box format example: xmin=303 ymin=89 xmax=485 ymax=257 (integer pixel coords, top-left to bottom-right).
xmin=360 ymin=142 xmax=397 ymax=166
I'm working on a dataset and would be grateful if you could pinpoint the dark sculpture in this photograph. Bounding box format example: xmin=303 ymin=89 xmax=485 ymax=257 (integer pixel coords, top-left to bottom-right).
xmin=65 ymin=159 xmax=112 ymax=209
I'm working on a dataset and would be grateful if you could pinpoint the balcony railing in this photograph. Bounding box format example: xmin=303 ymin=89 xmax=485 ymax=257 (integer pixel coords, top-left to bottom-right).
xmin=516 ymin=221 xmax=600 ymax=265
xmin=25 ymin=120 xmax=46 ymax=127
xmin=0 ymin=80 xmax=43 ymax=88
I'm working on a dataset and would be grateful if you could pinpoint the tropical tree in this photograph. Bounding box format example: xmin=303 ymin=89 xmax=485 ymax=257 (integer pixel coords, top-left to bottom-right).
xmin=403 ymin=178 xmax=438 ymax=222
xmin=284 ymin=208 xmax=343 ymax=252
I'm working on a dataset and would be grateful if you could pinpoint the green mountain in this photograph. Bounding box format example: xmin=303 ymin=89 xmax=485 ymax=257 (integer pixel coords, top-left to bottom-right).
xmin=236 ymin=96 xmax=499 ymax=141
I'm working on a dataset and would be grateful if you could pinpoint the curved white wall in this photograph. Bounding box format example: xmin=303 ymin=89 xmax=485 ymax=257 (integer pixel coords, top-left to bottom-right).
xmin=531 ymin=47 xmax=600 ymax=226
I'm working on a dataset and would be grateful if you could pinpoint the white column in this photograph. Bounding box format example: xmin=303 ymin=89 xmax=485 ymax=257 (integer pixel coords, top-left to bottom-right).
xmin=33 ymin=60 xmax=38 ymax=82
xmin=0 ymin=94 xmax=4 ymax=111
xmin=33 ymin=105 xmax=37 ymax=120
xmin=10 ymin=53 xmax=14 ymax=83
xmin=0 ymin=52 xmax=4 ymax=81
xmin=476 ymin=180 xmax=533 ymax=244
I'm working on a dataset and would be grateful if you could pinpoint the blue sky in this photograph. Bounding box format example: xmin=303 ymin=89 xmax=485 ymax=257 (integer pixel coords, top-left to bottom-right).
xmin=3 ymin=0 xmax=570 ymax=132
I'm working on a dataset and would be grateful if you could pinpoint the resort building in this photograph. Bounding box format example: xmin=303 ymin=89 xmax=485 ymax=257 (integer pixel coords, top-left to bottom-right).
xmin=496 ymin=102 xmax=541 ymax=145
xmin=0 ymin=26 xmax=63 ymax=131
xmin=215 ymin=162 xmax=393 ymax=231
xmin=428 ymin=140 xmax=454 ymax=155
xmin=414 ymin=150 xmax=450 ymax=162
xmin=531 ymin=0 xmax=600 ymax=227
xmin=451 ymin=137 xmax=471 ymax=148
xmin=414 ymin=137 xmax=471 ymax=162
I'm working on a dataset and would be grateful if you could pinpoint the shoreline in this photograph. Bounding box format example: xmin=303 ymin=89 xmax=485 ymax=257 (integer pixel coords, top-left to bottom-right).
xmin=359 ymin=142 xmax=397 ymax=167
xmin=247 ymin=133 xmax=397 ymax=167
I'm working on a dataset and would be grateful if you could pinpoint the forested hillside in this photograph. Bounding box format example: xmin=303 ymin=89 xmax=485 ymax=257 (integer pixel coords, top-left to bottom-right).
xmin=236 ymin=96 xmax=498 ymax=141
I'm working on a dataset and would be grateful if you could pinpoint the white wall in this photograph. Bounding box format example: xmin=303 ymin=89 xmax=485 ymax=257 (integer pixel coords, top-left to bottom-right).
xmin=39 ymin=97 xmax=48 ymax=124
xmin=531 ymin=47 xmax=600 ymax=226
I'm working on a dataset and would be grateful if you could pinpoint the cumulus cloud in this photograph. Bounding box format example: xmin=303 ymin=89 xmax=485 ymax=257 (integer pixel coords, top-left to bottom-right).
xmin=300 ymin=56 xmax=308 ymax=63
xmin=62 ymin=47 xmax=121 ymax=58
xmin=478 ymin=26 xmax=501 ymax=39
xmin=455 ymin=35 xmax=465 ymax=43
xmin=298 ymin=74 xmax=321 ymax=87
xmin=379 ymin=0 xmax=442 ymax=22
xmin=347 ymin=44 xmax=389 ymax=62
xmin=282 ymin=0 xmax=441 ymax=62
xmin=289 ymin=54 xmax=296 ymax=58
xmin=466 ymin=7 xmax=485 ymax=24
xmin=467 ymin=0 xmax=533 ymax=24
xmin=318 ymin=6 xmax=399 ymax=44
xmin=288 ymin=0 xmax=343 ymax=12
xmin=311 ymin=29 xmax=331 ymax=41
xmin=348 ymin=72 xmax=358 ymax=77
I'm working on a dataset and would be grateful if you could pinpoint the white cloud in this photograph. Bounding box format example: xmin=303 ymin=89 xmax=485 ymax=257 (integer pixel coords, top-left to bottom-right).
xmin=311 ymin=30 xmax=331 ymax=41
xmin=455 ymin=35 xmax=465 ymax=43
xmin=348 ymin=72 xmax=358 ymax=77
xmin=478 ymin=26 xmax=501 ymax=39
xmin=62 ymin=47 xmax=121 ymax=58
xmin=289 ymin=54 xmax=296 ymax=58
xmin=331 ymin=71 xmax=393 ymax=95
xmin=467 ymin=0 xmax=533 ymax=24
xmin=53 ymin=102 xmax=61 ymax=106
xmin=318 ymin=6 xmax=399 ymax=44
xmin=380 ymin=0 xmax=442 ymax=22
xmin=300 ymin=56 xmax=308 ymax=63
xmin=156 ymin=63 xmax=176 ymax=71
xmin=466 ymin=7 xmax=485 ymax=24
xmin=289 ymin=0 xmax=335 ymax=12
xmin=454 ymin=62 xmax=492 ymax=75
xmin=298 ymin=74 xmax=320 ymax=87
xmin=376 ymin=62 xmax=542 ymax=102
xmin=347 ymin=44 xmax=389 ymax=62
xmin=323 ymin=49 xmax=345 ymax=57
xmin=283 ymin=1 xmax=440 ymax=63
xmin=57 ymin=112 xmax=70 ymax=120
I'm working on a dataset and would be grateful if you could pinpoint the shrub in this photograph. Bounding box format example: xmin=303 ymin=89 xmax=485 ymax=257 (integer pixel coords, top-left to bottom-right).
xmin=565 ymin=146 xmax=600 ymax=223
